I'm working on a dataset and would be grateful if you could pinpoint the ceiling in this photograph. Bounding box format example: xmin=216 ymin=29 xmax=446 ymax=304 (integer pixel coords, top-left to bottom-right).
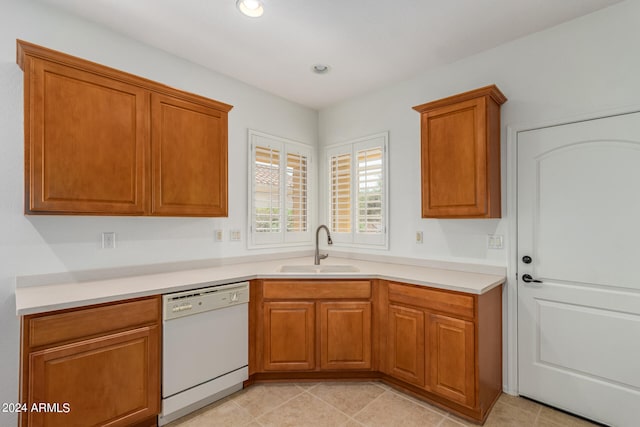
xmin=37 ymin=0 xmax=622 ymax=110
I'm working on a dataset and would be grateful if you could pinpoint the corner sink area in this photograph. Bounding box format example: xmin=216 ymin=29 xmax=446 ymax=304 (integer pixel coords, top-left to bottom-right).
xmin=278 ymin=264 xmax=360 ymax=273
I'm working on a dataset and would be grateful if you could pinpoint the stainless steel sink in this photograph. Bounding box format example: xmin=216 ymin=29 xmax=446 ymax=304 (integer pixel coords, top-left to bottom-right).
xmin=278 ymin=264 xmax=360 ymax=273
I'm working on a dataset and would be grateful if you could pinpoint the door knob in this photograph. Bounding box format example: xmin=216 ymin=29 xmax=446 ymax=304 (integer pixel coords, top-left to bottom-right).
xmin=522 ymin=274 xmax=542 ymax=283
xmin=522 ymin=256 xmax=532 ymax=264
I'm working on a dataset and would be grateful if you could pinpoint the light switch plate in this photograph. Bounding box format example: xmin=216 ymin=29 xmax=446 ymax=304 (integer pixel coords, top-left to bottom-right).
xmin=230 ymin=229 xmax=241 ymax=241
xmin=487 ymin=234 xmax=504 ymax=249
xmin=214 ymin=229 xmax=224 ymax=242
xmin=415 ymin=231 xmax=423 ymax=244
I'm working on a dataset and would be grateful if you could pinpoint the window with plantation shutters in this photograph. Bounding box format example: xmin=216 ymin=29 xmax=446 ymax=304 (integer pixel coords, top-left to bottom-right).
xmin=249 ymin=130 xmax=312 ymax=247
xmin=326 ymin=132 xmax=388 ymax=248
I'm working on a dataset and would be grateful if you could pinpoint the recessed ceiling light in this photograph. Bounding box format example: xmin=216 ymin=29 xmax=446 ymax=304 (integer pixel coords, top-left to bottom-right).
xmin=236 ymin=0 xmax=264 ymax=18
xmin=312 ymin=64 xmax=330 ymax=74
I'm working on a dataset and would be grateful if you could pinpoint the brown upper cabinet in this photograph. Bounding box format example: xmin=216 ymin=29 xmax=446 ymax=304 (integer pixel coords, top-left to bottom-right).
xmin=17 ymin=40 xmax=232 ymax=217
xmin=413 ymin=85 xmax=506 ymax=218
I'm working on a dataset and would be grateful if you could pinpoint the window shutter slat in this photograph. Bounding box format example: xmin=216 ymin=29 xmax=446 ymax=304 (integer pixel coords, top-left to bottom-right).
xmin=357 ymin=147 xmax=384 ymax=234
xmin=286 ymin=152 xmax=308 ymax=232
xmin=254 ymin=145 xmax=281 ymax=233
xmin=330 ymin=153 xmax=352 ymax=233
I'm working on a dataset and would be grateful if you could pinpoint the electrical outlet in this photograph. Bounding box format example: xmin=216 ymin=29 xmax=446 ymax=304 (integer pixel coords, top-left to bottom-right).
xmin=101 ymin=232 xmax=116 ymax=249
xmin=487 ymin=234 xmax=504 ymax=249
xmin=415 ymin=231 xmax=423 ymax=244
xmin=230 ymin=229 xmax=241 ymax=241
xmin=214 ymin=229 xmax=224 ymax=242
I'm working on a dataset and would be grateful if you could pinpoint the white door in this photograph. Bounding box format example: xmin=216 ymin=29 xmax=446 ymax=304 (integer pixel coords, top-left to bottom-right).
xmin=517 ymin=112 xmax=640 ymax=427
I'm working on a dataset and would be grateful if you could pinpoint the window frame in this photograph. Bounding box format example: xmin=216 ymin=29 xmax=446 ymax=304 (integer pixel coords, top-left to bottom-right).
xmin=325 ymin=132 xmax=389 ymax=249
xmin=248 ymin=130 xmax=314 ymax=249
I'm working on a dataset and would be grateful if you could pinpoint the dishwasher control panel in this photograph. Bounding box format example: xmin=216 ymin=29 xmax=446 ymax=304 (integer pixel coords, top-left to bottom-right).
xmin=163 ymin=281 xmax=249 ymax=320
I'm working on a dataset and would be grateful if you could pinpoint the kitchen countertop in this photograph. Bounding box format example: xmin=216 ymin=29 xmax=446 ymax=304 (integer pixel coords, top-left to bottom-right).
xmin=15 ymin=256 xmax=505 ymax=316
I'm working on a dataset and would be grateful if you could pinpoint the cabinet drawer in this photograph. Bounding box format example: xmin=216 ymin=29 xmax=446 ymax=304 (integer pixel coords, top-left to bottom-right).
xmin=388 ymin=282 xmax=474 ymax=319
xmin=263 ymin=280 xmax=371 ymax=300
xmin=27 ymin=325 xmax=160 ymax=427
xmin=27 ymin=296 xmax=160 ymax=348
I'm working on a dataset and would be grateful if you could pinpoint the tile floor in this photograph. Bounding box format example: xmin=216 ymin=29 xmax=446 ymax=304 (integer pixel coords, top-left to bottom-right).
xmin=167 ymin=382 xmax=601 ymax=427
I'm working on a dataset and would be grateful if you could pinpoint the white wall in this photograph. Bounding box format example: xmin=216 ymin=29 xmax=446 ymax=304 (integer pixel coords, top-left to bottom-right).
xmin=0 ymin=0 xmax=317 ymax=424
xmin=319 ymin=0 xmax=640 ymax=267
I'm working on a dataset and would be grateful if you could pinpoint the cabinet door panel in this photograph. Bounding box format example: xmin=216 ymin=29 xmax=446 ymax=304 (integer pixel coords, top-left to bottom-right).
xmin=421 ymin=98 xmax=487 ymax=217
xmin=151 ymin=94 xmax=228 ymax=216
xmin=387 ymin=304 xmax=425 ymax=386
xmin=27 ymin=326 xmax=160 ymax=427
xmin=320 ymin=302 xmax=371 ymax=370
xmin=27 ymin=58 xmax=148 ymax=214
xmin=428 ymin=313 xmax=475 ymax=407
xmin=263 ymin=302 xmax=315 ymax=371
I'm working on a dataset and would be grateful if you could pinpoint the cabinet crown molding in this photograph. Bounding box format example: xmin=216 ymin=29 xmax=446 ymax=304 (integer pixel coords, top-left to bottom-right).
xmin=412 ymin=84 xmax=507 ymax=113
xmin=16 ymin=39 xmax=233 ymax=112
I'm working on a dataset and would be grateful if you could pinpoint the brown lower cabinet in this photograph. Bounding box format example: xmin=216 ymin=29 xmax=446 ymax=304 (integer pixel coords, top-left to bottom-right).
xmin=18 ymin=278 xmax=500 ymax=426
xmin=250 ymin=279 xmax=502 ymax=424
xmin=20 ymin=296 xmax=161 ymax=427
xmin=382 ymin=281 xmax=502 ymax=422
xmin=253 ymin=280 xmax=374 ymax=374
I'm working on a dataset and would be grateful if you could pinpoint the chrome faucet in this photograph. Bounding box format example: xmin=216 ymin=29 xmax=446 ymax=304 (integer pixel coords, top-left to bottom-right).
xmin=314 ymin=225 xmax=333 ymax=265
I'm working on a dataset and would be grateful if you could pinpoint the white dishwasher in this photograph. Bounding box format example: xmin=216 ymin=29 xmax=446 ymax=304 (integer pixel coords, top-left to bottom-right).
xmin=159 ymin=281 xmax=249 ymax=426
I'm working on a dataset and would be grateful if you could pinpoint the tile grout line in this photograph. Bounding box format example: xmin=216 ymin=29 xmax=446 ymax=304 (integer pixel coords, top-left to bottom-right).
xmin=244 ymin=384 xmax=310 ymax=422
xmin=383 ymin=384 xmax=448 ymax=419
xmin=254 ymin=382 xmax=391 ymax=426
xmin=230 ymin=399 xmax=265 ymax=427
xmin=303 ymin=382 xmax=382 ymax=426
xmin=347 ymin=382 xmax=394 ymax=426
xmin=347 ymin=387 xmax=390 ymax=422
xmin=442 ymin=414 xmax=470 ymax=427
xmin=533 ymin=403 xmax=542 ymax=425
xmin=499 ymin=395 xmax=545 ymax=425
xmin=354 ymin=388 xmax=447 ymax=426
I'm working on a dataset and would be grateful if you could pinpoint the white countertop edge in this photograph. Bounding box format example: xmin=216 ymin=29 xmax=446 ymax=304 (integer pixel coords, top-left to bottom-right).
xmin=15 ymin=256 xmax=506 ymax=316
